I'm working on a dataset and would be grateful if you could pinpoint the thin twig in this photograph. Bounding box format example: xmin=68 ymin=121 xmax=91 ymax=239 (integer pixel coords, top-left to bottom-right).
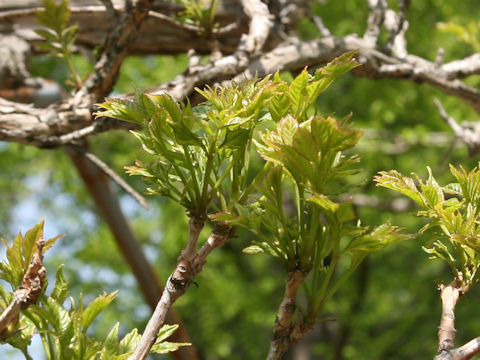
xmin=67 ymin=145 xmax=149 ymax=210
xmin=72 ymin=0 xmax=155 ymax=104
xmin=433 ymin=98 xmax=464 ymax=137
xmin=433 ymin=97 xmax=480 ymax=156
xmin=313 ymin=16 xmax=331 ymax=37
xmin=148 ymin=10 xmax=238 ymax=35
xmin=99 ymin=0 xmax=117 ymax=20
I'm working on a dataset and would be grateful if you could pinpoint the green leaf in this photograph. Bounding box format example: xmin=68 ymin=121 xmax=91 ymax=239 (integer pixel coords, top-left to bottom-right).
xmin=21 ymin=222 xmax=44 ymax=270
xmin=118 ymin=328 xmax=141 ymax=354
xmin=307 ymin=194 xmax=339 ymax=213
xmin=34 ymin=28 xmax=58 ymax=41
xmin=288 ymin=69 xmax=309 ymax=114
xmin=221 ymin=127 xmax=250 ymax=149
xmin=423 ymin=241 xmax=457 ymax=273
xmin=38 ymin=296 xmax=71 ymax=334
xmin=450 ymin=164 xmax=480 ymax=206
xmin=149 ymin=93 xmax=182 ymax=123
xmin=50 ymin=265 xmax=69 ymax=303
xmin=420 ymin=166 xmax=444 ymax=207
xmin=150 ymin=325 xmax=190 ymax=354
xmin=102 ymin=322 xmax=120 ymax=357
xmin=375 ymin=170 xmax=426 ymax=207
xmin=96 ymin=98 xmax=145 ymax=125
xmin=155 ymin=324 xmax=179 ymax=343
xmin=170 ymin=121 xmax=204 ymax=147
xmin=81 ymin=291 xmax=117 ymax=333
xmin=344 ymin=222 xmax=413 ymax=254
xmin=151 ymin=340 xmax=192 ymax=354
xmin=292 ymin=126 xmax=318 ymax=162
xmin=335 ymin=201 xmax=356 ymax=223
xmin=269 ymin=90 xmax=290 ymax=122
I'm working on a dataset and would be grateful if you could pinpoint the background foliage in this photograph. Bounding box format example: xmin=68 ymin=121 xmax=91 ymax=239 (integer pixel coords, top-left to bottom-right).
xmin=2 ymin=0 xmax=480 ymax=359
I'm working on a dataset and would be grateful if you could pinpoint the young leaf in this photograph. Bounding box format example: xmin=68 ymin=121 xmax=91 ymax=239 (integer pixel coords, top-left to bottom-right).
xmin=81 ymin=291 xmax=118 ymax=333
xmin=102 ymin=322 xmax=120 ymax=357
xmin=150 ymin=324 xmax=191 ymax=354
xmin=344 ymin=222 xmax=413 ymax=254
xmin=220 ymin=127 xmax=251 ymax=149
xmin=375 ymin=170 xmax=427 ymax=208
xmin=50 ymin=265 xmax=69 ymax=303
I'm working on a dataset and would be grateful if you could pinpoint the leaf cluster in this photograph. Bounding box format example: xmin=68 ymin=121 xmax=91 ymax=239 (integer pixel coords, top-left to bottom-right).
xmin=35 ymin=0 xmax=81 ymax=88
xmin=437 ymin=21 xmax=480 ymax=52
xmin=173 ymin=0 xmax=219 ymax=37
xmin=0 ymin=222 xmax=188 ymax=359
xmin=98 ymin=51 xmax=411 ymax=327
xmin=97 ymin=76 xmax=277 ymax=218
xmin=376 ymin=165 xmax=480 ymax=290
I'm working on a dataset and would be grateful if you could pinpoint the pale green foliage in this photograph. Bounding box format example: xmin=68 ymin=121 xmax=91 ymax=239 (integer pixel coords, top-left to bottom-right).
xmin=0 ymin=221 xmax=62 ymax=290
xmin=173 ymin=0 xmax=219 ymax=37
xmin=35 ymin=0 xmax=81 ymax=88
xmin=98 ymin=77 xmax=278 ymax=217
xmin=437 ymin=21 xmax=480 ymax=52
xmin=99 ymin=51 xmax=410 ymax=326
xmin=0 ymin=222 xmax=188 ymax=359
xmin=376 ymin=165 xmax=480 ymax=290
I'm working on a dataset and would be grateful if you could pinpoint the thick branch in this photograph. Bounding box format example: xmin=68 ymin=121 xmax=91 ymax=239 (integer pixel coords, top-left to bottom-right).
xmin=433 ymin=296 xmax=480 ymax=360
xmin=435 ymin=282 xmax=462 ymax=357
xmin=73 ymin=0 xmax=155 ymax=104
xmin=447 ymin=337 xmax=480 ymax=360
xmin=0 ymin=1 xmax=248 ymax=55
xmin=240 ymin=0 xmax=272 ymax=54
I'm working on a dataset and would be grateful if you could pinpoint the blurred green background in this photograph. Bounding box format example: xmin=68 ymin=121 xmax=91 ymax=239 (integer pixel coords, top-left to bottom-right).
xmin=2 ymin=1 xmax=480 ymax=359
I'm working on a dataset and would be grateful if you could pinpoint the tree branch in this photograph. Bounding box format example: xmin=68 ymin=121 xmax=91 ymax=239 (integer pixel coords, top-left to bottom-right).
xmin=0 ymin=238 xmax=45 ymax=334
xmin=128 ymin=222 xmax=234 ymax=360
xmin=266 ymin=270 xmax=307 ymax=360
xmin=67 ymin=145 xmax=198 ymax=360
xmin=436 ymin=281 xmax=461 ymax=354
xmin=431 ymin=280 xmax=480 ymax=360
xmin=66 ymin=144 xmax=149 ymax=209
xmin=433 ymin=98 xmax=480 ymax=156
xmin=72 ymin=0 xmax=155 ymax=104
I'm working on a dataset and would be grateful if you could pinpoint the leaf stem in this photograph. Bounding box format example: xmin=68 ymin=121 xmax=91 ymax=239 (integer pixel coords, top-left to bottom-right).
xmin=238 ymin=161 xmax=273 ymax=204
xmin=64 ymin=52 xmax=82 ymax=89
xmin=200 ymin=139 xmax=217 ymax=210
xmin=182 ymin=145 xmax=202 ymax=203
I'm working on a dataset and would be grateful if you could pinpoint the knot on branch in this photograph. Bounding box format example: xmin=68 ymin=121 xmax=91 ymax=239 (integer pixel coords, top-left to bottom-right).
xmin=18 ymin=238 xmax=46 ymax=308
xmin=170 ymin=259 xmax=195 ymax=291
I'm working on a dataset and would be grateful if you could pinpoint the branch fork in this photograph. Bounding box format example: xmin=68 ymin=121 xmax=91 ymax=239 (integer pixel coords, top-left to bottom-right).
xmin=434 ymin=279 xmax=480 ymax=360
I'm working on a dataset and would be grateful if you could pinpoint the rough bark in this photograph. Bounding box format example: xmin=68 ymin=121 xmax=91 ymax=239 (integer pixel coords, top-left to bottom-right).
xmin=267 ymin=270 xmax=308 ymax=360
xmin=433 ymin=281 xmax=480 ymax=360
xmin=0 ymin=238 xmax=45 ymax=334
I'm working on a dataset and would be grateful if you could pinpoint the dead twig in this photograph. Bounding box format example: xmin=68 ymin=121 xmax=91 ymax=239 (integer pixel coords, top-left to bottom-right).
xmin=0 ymin=238 xmax=46 ymax=334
